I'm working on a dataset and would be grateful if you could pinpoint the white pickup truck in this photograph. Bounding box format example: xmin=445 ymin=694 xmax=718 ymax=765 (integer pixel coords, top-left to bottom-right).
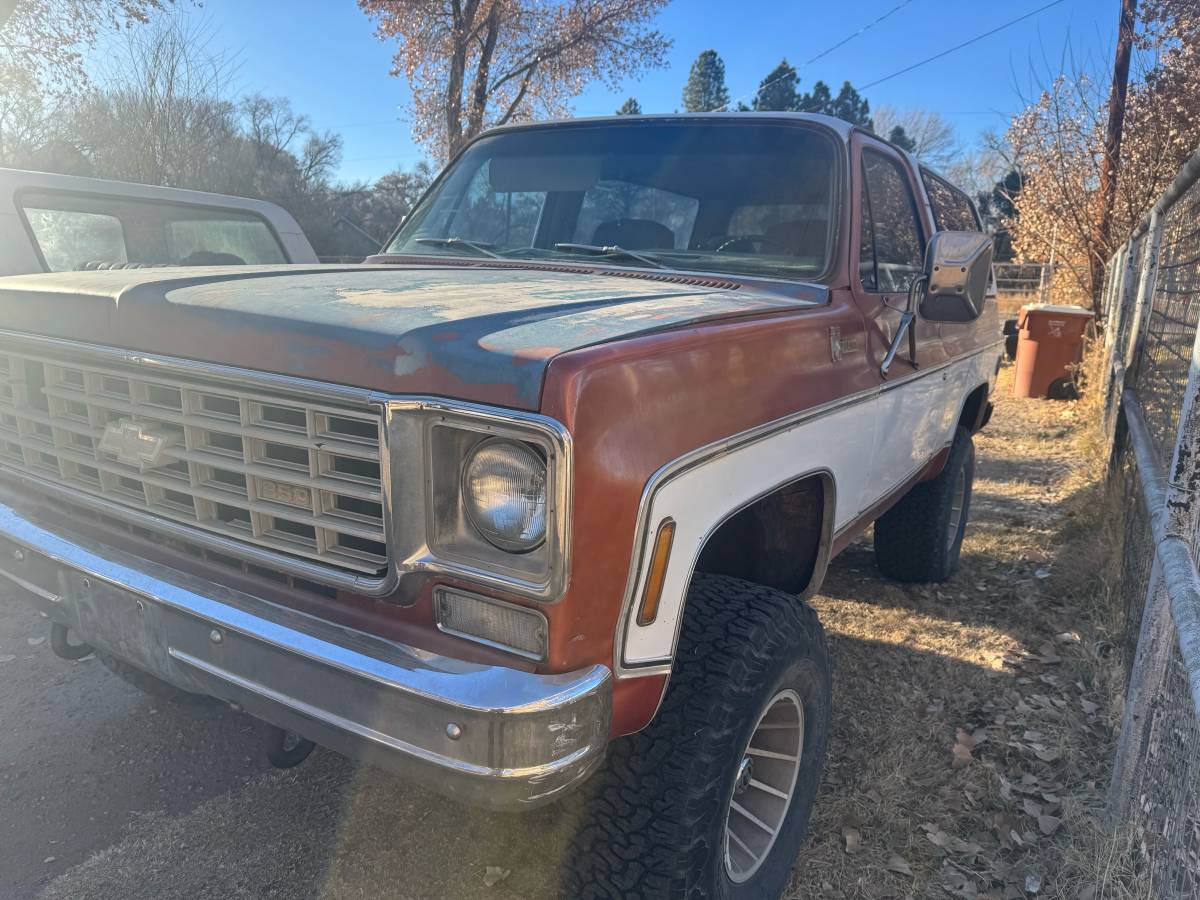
xmin=0 ymin=168 xmax=318 ymax=275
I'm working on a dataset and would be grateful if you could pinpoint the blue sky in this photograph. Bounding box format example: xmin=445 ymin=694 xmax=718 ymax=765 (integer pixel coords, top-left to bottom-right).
xmin=127 ymin=0 xmax=1119 ymax=184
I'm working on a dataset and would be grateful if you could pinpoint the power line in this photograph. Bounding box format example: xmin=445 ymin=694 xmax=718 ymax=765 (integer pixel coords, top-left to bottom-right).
xmin=801 ymin=0 xmax=918 ymax=69
xmin=720 ymin=0 xmax=918 ymax=111
xmin=860 ymin=0 xmax=1067 ymax=90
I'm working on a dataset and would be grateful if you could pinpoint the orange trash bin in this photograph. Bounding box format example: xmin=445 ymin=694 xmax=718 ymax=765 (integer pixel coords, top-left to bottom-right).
xmin=1013 ymin=304 xmax=1095 ymax=399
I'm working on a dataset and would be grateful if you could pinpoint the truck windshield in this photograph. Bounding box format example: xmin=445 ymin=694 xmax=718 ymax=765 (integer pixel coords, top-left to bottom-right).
xmin=386 ymin=121 xmax=838 ymax=281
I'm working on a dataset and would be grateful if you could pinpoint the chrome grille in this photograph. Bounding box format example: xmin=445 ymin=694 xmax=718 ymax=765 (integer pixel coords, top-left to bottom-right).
xmin=0 ymin=347 xmax=387 ymax=577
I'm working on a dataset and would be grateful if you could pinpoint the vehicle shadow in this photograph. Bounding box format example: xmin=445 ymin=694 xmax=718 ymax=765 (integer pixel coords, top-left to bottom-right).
xmin=30 ymin=630 xmax=1038 ymax=900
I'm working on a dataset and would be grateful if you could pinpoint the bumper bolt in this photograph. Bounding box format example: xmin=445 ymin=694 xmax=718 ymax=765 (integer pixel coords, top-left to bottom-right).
xmin=209 ymin=629 xmax=223 ymax=644
xmin=445 ymin=723 xmax=463 ymax=741
xmin=12 ymin=549 xmax=24 ymax=562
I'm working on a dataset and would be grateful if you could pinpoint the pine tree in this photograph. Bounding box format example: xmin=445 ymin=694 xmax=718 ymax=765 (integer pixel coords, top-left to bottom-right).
xmin=830 ymin=80 xmax=872 ymax=128
xmin=682 ymin=49 xmax=730 ymax=112
xmin=888 ymin=125 xmax=916 ymax=152
xmin=796 ymin=80 xmax=832 ymax=114
xmin=616 ymin=97 xmax=643 ymax=115
xmin=751 ymin=60 xmax=799 ymax=111
xmin=796 ymin=79 xmax=873 ymax=128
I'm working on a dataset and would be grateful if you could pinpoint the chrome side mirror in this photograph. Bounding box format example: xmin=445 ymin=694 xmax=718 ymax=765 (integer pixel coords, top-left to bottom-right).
xmin=919 ymin=231 xmax=994 ymax=323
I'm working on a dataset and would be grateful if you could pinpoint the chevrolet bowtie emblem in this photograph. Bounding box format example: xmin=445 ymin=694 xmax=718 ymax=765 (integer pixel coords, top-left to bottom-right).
xmin=98 ymin=420 xmax=178 ymax=471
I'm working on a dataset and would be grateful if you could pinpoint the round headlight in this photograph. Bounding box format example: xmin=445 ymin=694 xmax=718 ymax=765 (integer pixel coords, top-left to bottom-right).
xmin=462 ymin=439 xmax=548 ymax=552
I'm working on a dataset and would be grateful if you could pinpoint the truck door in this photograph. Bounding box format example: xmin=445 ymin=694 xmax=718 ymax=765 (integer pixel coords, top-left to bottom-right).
xmin=849 ymin=135 xmax=948 ymax=511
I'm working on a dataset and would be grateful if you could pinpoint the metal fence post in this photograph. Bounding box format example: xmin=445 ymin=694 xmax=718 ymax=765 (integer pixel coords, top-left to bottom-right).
xmin=1123 ymin=210 xmax=1164 ymax=382
xmin=1164 ymin=327 xmax=1200 ymax=719
xmin=1104 ymin=240 xmax=1147 ymax=455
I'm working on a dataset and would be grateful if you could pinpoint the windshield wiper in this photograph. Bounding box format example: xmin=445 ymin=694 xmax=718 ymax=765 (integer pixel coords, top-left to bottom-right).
xmin=553 ymin=243 xmax=667 ymax=269
xmin=414 ymin=237 xmax=501 ymax=259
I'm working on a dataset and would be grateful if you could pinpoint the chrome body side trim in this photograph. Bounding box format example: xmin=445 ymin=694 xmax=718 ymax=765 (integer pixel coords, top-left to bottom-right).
xmin=0 ymin=495 xmax=609 ymax=808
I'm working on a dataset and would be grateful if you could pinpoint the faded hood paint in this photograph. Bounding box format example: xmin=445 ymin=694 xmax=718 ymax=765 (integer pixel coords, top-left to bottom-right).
xmin=0 ymin=264 xmax=821 ymax=409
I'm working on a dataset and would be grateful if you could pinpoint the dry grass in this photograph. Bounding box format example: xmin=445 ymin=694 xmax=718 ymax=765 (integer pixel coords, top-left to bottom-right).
xmin=786 ymin=360 xmax=1127 ymax=899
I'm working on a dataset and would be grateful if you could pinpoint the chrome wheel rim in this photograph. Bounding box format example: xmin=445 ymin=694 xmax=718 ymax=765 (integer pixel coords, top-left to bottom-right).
xmin=947 ymin=466 xmax=967 ymax=553
xmin=723 ymin=689 xmax=805 ymax=884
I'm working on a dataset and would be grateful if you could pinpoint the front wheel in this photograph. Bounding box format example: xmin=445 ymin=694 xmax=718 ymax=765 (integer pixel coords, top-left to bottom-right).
xmin=874 ymin=425 xmax=976 ymax=582
xmin=568 ymin=574 xmax=831 ymax=899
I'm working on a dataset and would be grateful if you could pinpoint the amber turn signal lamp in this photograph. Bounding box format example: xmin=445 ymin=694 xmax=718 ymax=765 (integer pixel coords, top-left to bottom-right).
xmin=637 ymin=518 xmax=676 ymax=626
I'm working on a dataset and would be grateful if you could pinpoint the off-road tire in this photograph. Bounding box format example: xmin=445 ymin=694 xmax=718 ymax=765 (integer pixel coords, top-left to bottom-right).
xmin=874 ymin=425 xmax=975 ymax=582
xmin=96 ymin=652 xmax=211 ymax=705
xmin=568 ymin=573 xmax=832 ymax=899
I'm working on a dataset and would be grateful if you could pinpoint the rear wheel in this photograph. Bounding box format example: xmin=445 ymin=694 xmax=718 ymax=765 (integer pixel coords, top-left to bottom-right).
xmin=569 ymin=573 xmax=831 ymax=899
xmin=874 ymin=425 xmax=975 ymax=583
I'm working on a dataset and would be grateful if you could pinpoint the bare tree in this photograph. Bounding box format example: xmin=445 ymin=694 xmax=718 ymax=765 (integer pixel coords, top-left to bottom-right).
xmin=0 ymin=0 xmax=170 ymax=91
xmin=0 ymin=0 xmax=174 ymax=160
xmin=242 ymin=94 xmax=310 ymax=168
xmin=359 ymin=0 xmax=671 ymax=158
xmin=72 ymin=15 xmax=238 ymax=187
xmin=872 ymin=105 xmax=961 ymax=171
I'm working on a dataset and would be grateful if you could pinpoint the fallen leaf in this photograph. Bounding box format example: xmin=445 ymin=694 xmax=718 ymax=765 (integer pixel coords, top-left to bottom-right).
xmin=482 ymin=866 xmax=511 ymax=887
xmin=1034 ymin=747 xmax=1062 ymax=763
xmin=886 ymin=854 xmax=914 ymax=877
xmin=27 ymin=636 xmax=45 ymax=646
xmin=952 ymin=741 xmax=974 ymax=768
xmin=1023 ymin=798 xmax=1044 ymax=817
xmin=0 ymin=654 xmax=15 ymax=663
xmin=1080 ymin=699 xmax=1099 ymax=715
xmin=842 ymin=826 xmax=863 ymax=854
xmin=1038 ymin=815 xmax=1062 ymax=835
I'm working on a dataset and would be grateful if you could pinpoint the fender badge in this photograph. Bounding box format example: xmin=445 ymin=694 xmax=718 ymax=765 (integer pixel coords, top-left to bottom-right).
xmin=829 ymin=327 xmax=860 ymax=362
xmin=98 ymin=419 xmax=178 ymax=471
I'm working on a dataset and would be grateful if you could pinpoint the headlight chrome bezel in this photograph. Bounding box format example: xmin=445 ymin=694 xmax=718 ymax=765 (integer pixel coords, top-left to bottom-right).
xmin=382 ymin=398 xmax=570 ymax=603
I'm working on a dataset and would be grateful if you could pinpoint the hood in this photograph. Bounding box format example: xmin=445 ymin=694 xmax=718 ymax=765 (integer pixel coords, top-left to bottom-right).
xmin=0 ymin=264 xmax=822 ymax=410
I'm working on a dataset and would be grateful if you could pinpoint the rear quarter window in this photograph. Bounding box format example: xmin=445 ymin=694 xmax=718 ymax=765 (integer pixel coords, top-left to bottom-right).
xmin=921 ymin=171 xmax=980 ymax=232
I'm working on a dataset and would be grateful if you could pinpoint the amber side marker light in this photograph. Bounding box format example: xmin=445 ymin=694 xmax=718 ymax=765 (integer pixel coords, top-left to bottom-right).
xmin=637 ymin=518 xmax=676 ymax=626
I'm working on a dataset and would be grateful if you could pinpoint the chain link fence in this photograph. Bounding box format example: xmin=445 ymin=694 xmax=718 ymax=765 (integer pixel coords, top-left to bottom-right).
xmin=1101 ymin=146 xmax=1200 ymax=896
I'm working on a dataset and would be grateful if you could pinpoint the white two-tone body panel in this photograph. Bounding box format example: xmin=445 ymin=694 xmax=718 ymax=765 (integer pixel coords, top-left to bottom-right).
xmin=616 ymin=344 xmax=1001 ymax=673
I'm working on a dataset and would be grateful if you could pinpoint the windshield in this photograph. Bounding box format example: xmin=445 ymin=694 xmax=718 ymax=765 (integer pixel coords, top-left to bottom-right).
xmin=385 ymin=121 xmax=839 ymax=281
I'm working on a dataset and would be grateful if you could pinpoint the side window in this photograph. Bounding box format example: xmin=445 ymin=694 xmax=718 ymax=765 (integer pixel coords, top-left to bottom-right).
xmin=859 ymin=151 xmax=925 ymax=293
xmin=922 ymin=171 xmax=980 ymax=232
xmin=22 ymin=207 xmax=127 ymax=272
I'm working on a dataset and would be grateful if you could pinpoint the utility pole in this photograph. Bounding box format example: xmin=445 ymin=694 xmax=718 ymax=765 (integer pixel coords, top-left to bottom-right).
xmin=1093 ymin=0 xmax=1138 ymax=316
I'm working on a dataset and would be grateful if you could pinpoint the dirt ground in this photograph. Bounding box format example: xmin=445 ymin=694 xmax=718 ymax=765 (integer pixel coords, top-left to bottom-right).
xmin=1 ymin=361 xmax=1123 ymax=900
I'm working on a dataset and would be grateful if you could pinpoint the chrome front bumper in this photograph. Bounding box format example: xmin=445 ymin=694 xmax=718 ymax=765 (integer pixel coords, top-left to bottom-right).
xmin=0 ymin=500 xmax=611 ymax=808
